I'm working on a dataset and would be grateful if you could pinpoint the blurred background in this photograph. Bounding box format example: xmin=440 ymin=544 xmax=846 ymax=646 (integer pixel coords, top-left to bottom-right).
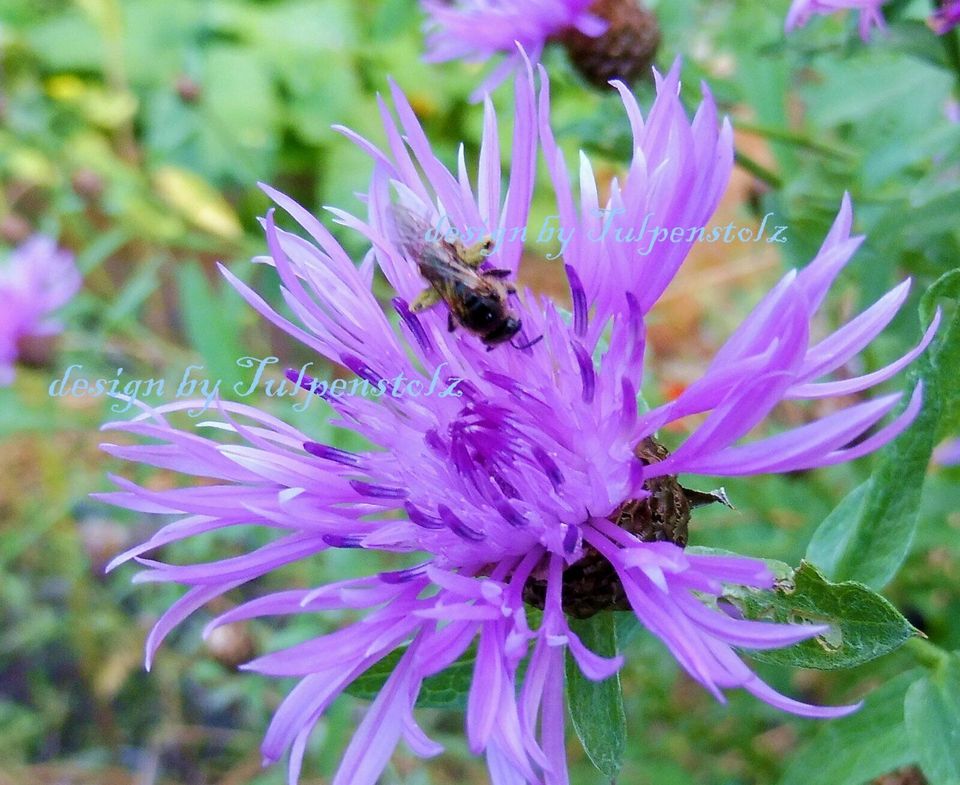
xmin=2 ymin=0 xmax=960 ymax=783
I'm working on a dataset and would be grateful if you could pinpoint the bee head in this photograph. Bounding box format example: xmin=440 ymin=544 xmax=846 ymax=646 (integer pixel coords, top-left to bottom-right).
xmin=481 ymin=317 xmax=522 ymax=346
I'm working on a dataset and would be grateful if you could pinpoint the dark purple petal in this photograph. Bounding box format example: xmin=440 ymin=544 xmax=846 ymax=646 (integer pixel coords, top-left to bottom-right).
xmin=424 ymin=429 xmax=446 ymax=453
xmin=285 ymin=368 xmax=329 ymax=399
xmin=438 ymin=504 xmax=486 ymax=542
xmin=572 ymin=340 xmax=595 ymax=403
xmin=350 ymin=480 xmax=408 ymax=499
xmin=562 ymin=524 xmax=579 ymax=554
xmin=565 ymin=264 xmax=588 ymax=337
xmin=532 ymin=446 xmax=564 ymax=491
xmin=404 ymin=502 xmax=446 ymax=530
xmin=379 ymin=563 xmax=430 ymax=584
xmin=340 ymin=354 xmax=384 ymax=385
xmin=304 ymin=441 xmax=363 ymax=467
xmin=323 ymin=534 xmax=365 ymax=549
xmin=496 ymin=501 xmax=528 ymax=527
xmin=393 ymin=297 xmax=434 ymax=356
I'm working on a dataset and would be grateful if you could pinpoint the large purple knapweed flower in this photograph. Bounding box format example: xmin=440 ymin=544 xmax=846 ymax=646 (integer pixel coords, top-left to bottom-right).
xmin=930 ymin=0 xmax=960 ymax=34
xmin=99 ymin=61 xmax=936 ymax=785
xmin=785 ymin=0 xmax=888 ymax=40
xmin=0 ymin=235 xmax=80 ymax=385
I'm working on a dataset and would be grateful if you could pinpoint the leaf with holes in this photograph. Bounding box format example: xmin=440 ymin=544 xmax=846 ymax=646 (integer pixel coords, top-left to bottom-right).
xmin=728 ymin=562 xmax=916 ymax=669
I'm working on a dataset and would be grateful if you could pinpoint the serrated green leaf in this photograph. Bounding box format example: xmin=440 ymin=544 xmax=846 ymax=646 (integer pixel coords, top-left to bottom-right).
xmin=565 ymin=613 xmax=626 ymax=780
xmin=905 ymin=656 xmax=960 ymax=785
xmin=733 ymin=562 xmax=915 ymax=670
xmin=814 ymin=270 xmax=960 ymax=589
xmin=778 ymin=669 xmax=920 ymax=785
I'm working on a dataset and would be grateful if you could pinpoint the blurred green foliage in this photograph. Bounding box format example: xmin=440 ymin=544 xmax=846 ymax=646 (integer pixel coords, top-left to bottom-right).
xmin=2 ymin=0 xmax=960 ymax=783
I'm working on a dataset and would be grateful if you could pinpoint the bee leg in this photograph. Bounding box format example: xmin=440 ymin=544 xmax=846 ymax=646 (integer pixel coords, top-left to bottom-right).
xmin=485 ymin=268 xmax=513 ymax=279
xmin=447 ymin=312 xmax=456 ymax=333
xmin=511 ymin=334 xmax=544 ymax=351
xmin=456 ymin=236 xmax=495 ymax=268
xmin=411 ymin=288 xmax=442 ymax=313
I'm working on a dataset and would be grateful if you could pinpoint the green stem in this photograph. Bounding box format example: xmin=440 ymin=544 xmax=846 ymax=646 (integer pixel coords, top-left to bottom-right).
xmin=734 ymin=150 xmax=783 ymax=190
xmin=905 ymin=636 xmax=951 ymax=670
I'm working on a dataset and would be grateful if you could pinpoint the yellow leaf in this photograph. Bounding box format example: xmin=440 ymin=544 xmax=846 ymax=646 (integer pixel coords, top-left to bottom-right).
xmin=8 ymin=149 xmax=58 ymax=186
xmin=152 ymin=166 xmax=243 ymax=240
xmin=46 ymin=74 xmax=86 ymax=101
xmin=46 ymin=76 xmax=138 ymax=129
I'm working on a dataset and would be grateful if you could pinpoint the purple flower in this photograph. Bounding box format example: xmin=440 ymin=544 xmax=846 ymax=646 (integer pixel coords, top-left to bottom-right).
xmin=785 ymin=0 xmax=888 ymax=40
xmin=0 ymin=235 xmax=80 ymax=385
xmin=422 ymin=0 xmax=606 ymax=97
xmin=930 ymin=0 xmax=960 ymax=34
xmin=99 ymin=62 xmax=935 ymax=784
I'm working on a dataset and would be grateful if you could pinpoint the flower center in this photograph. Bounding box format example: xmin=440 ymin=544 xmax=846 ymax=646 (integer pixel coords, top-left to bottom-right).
xmin=523 ymin=437 xmax=695 ymax=619
xmin=554 ymin=0 xmax=662 ymax=89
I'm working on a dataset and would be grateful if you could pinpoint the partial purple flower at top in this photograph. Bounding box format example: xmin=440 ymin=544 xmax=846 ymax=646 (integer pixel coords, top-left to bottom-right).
xmin=98 ymin=61 xmax=936 ymax=785
xmin=930 ymin=0 xmax=960 ymax=34
xmin=785 ymin=0 xmax=888 ymax=40
xmin=0 ymin=235 xmax=80 ymax=385
xmin=422 ymin=0 xmax=660 ymax=98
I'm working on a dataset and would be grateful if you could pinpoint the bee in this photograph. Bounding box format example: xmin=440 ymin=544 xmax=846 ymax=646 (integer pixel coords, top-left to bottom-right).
xmin=388 ymin=206 xmax=534 ymax=349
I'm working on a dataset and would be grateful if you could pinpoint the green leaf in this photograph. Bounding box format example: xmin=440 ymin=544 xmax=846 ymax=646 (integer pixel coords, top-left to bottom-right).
xmin=811 ymin=270 xmax=960 ymax=589
xmin=805 ymin=482 xmax=868 ymax=577
xmin=565 ymin=613 xmax=626 ymax=780
xmin=732 ymin=562 xmax=915 ymax=670
xmin=804 ymin=53 xmax=951 ymax=130
xmin=905 ymin=656 xmax=960 ymax=785
xmin=103 ymin=257 xmax=163 ymax=327
xmin=345 ymin=646 xmax=477 ymax=710
xmin=778 ymin=669 xmax=920 ymax=785
xmin=343 ymin=610 xmax=541 ymax=710
xmin=921 ymin=270 xmax=960 ymax=439
xmin=176 ymin=263 xmax=247 ymax=393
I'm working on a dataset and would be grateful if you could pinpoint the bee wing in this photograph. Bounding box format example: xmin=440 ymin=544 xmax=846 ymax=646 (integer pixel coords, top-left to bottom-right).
xmin=386 ymin=204 xmax=490 ymax=288
xmin=385 ymin=203 xmax=436 ymax=260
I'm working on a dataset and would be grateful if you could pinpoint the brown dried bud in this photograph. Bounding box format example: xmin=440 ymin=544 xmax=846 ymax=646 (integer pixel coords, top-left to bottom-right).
xmin=78 ymin=516 xmax=131 ymax=574
xmin=0 ymin=213 xmax=32 ymax=245
xmin=556 ymin=0 xmax=661 ymax=89
xmin=15 ymin=333 xmax=58 ymax=370
xmin=175 ymin=74 xmax=202 ymax=104
xmin=871 ymin=767 xmax=929 ymax=785
xmin=71 ymin=168 xmax=105 ymax=201
xmin=205 ymin=623 xmax=256 ymax=670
